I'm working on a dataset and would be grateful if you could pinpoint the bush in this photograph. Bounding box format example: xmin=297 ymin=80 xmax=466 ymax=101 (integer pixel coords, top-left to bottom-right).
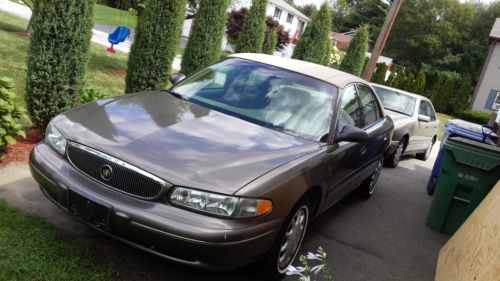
xmin=79 ymin=89 xmax=108 ymax=104
xmin=181 ymin=0 xmax=230 ymax=75
xmin=262 ymin=28 xmax=278 ymax=55
xmin=339 ymin=25 xmax=369 ymax=76
xmin=235 ymin=0 xmax=268 ymax=53
xmin=0 ymin=77 xmax=27 ymax=158
xmin=125 ymin=0 xmax=186 ymax=93
xmin=371 ymin=63 xmax=387 ymax=84
xmin=415 ymin=70 xmax=426 ymax=95
xmin=292 ymin=3 xmax=332 ymax=65
xmin=456 ymin=110 xmax=491 ymax=125
xmin=452 ymin=79 xmax=472 ymax=115
xmin=26 ymin=0 xmax=94 ymax=131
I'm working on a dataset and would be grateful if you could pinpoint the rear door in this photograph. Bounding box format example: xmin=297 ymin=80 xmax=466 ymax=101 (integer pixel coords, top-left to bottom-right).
xmin=418 ymin=100 xmax=438 ymax=147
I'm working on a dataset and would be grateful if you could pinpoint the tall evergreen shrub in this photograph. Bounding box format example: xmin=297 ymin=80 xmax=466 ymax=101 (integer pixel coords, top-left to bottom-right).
xmin=371 ymin=63 xmax=387 ymax=84
xmin=292 ymin=3 xmax=332 ymax=64
xmin=415 ymin=70 xmax=426 ymax=95
xmin=262 ymin=28 xmax=278 ymax=55
xmin=339 ymin=25 xmax=369 ymax=76
xmin=235 ymin=0 xmax=268 ymax=53
xmin=26 ymin=0 xmax=94 ymax=130
xmin=181 ymin=0 xmax=230 ymax=75
xmin=125 ymin=0 xmax=186 ymax=93
xmin=453 ymin=79 xmax=472 ymax=115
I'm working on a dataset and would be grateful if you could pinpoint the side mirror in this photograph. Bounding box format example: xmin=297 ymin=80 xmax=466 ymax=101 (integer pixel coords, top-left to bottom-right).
xmin=337 ymin=125 xmax=369 ymax=143
xmin=170 ymin=73 xmax=186 ymax=85
xmin=418 ymin=114 xmax=431 ymax=122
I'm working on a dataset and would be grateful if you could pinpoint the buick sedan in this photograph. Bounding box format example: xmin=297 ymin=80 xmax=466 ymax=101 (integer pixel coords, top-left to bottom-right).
xmin=30 ymin=54 xmax=394 ymax=280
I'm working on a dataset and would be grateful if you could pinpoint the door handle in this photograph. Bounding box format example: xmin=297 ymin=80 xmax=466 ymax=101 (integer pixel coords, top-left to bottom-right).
xmin=360 ymin=146 xmax=367 ymax=155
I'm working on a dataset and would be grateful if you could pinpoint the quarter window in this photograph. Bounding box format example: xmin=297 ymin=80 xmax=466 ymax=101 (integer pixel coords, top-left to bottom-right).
xmin=274 ymin=7 xmax=282 ymax=19
xmin=338 ymin=86 xmax=363 ymax=129
xmin=286 ymin=13 xmax=294 ymax=23
xmin=357 ymin=84 xmax=382 ymax=126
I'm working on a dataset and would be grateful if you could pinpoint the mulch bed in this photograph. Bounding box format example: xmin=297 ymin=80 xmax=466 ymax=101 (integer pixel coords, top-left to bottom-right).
xmin=11 ymin=31 xmax=31 ymax=39
xmin=0 ymin=128 xmax=42 ymax=167
xmin=109 ymin=68 xmax=127 ymax=76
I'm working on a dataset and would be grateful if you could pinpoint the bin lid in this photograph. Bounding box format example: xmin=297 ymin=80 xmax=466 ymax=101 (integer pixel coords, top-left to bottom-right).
xmin=444 ymin=137 xmax=500 ymax=171
xmin=445 ymin=119 xmax=497 ymax=144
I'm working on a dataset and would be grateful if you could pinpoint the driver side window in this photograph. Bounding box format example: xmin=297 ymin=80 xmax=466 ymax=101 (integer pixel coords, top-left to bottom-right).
xmin=337 ymin=86 xmax=363 ymax=130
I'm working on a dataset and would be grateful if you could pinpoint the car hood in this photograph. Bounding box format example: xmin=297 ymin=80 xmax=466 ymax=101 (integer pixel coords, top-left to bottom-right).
xmin=53 ymin=91 xmax=320 ymax=194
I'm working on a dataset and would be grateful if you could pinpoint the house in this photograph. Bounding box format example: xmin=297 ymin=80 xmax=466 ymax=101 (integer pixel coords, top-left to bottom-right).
xmin=330 ymin=32 xmax=352 ymax=51
xmin=470 ymin=18 xmax=500 ymax=113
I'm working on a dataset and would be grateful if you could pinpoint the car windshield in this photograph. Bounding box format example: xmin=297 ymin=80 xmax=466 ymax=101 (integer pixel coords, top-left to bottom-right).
xmin=171 ymin=58 xmax=338 ymax=140
xmin=372 ymin=86 xmax=416 ymax=116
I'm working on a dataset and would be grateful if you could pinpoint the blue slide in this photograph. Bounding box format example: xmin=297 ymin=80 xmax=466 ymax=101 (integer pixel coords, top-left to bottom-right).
xmin=107 ymin=26 xmax=130 ymax=53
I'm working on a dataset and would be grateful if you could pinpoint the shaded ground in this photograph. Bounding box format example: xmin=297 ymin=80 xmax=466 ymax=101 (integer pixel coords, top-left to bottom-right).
xmin=0 ymin=144 xmax=448 ymax=281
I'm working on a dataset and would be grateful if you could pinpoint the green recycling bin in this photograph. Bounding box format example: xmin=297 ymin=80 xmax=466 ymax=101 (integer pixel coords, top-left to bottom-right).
xmin=426 ymin=137 xmax=500 ymax=235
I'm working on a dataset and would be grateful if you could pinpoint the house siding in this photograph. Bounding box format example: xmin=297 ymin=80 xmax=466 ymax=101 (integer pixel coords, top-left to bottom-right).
xmin=471 ymin=41 xmax=500 ymax=113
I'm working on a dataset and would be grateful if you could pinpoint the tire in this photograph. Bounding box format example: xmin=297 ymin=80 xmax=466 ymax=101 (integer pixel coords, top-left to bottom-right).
xmin=356 ymin=158 xmax=383 ymax=199
xmin=384 ymin=139 xmax=406 ymax=168
xmin=256 ymin=200 xmax=310 ymax=281
xmin=416 ymin=139 xmax=435 ymax=161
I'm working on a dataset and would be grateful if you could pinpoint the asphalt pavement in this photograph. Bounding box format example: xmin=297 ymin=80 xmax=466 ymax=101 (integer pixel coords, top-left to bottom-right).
xmin=0 ymin=144 xmax=448 ymax=281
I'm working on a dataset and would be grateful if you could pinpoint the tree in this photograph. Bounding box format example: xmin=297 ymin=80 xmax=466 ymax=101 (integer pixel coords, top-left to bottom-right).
xmin=385 ymin=69 xmax=396 ymax=86
xmin=181 ymin=0 xmax=230 ymax=75
xmin=26 ymin=0 xmax=94 ymax=130
xmin=296 ymin=3 xmax=318 ymax=17
xmin=339 ymin=25 xmax=369 ymax=76
xmin=227 ymin=10 xmax=290 ymax=51
xmin=415 ymin=70 xmax=426 ymax=95
xmin=235 ymin=0 xmax=268 ymax=53
xmin=392 ymin=69 xmax=406 ymax=89
xmin=341 ymin=0 xmax=390 ymax=41
xmin=292 ymin=3 xmax=332 ymax=65
xmin=371 ymin=63 xmax=387 ymax=84
xmin=402 ymin=72 xmax=416 ymax=92
xmin=431 ymin=78 xmax=454 ymax=114
xmin=452 ymin=79 xmax=472 ymax=115
xmin=125 ymin=0 xmax=185 ymax=93
xmin=262 ymin=28 xmax=278 ymax=54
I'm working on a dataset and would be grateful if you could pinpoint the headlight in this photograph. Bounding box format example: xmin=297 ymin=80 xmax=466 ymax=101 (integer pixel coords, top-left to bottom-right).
xmin=169 ymin=187 xmax=272 ymax=218
xmin=45 ymin=122 xmax=67 ymax=155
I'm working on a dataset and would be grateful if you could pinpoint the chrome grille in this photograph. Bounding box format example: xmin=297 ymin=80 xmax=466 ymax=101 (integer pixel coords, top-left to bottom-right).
xmin=67 ymin=143 xmax=165 ymax=199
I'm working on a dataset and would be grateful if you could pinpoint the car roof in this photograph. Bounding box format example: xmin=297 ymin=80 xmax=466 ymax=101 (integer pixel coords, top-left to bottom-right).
xmin=229 ymin=53 xmax=367 ymax=89
xmin=369 ymin=83 xmax=428 ymax=101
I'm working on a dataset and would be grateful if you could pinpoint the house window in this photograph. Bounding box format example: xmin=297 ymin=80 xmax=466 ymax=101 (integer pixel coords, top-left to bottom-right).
xmin=274 ymin=7 xmax=282 ymax=19
xmin=286 ymin=13 xmax=294 ymax=24
xmin=492 ymin=91 xmax=500 ymax=110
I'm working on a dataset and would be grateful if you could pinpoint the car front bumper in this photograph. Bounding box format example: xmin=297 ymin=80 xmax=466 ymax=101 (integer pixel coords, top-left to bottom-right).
xmin=29 ymin=143 xmax=281 ymax=270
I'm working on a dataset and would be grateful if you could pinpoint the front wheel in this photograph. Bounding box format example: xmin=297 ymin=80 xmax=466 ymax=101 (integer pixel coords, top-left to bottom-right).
xmin=356 ymin=158 xmax=383 ymax=199
xmin=384 ymin=139 xmax=405 ymax=168
xmin=256 ymin=202 xmax=309 ymax=281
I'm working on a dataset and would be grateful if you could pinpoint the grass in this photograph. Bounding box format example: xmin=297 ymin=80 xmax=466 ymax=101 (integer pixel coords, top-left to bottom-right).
xmin=93 ymin=4 xmax=138 ymax=29
xmin=11 ymin=0 xmax=138 ymax=29
xmin=0 ymin=11 xmax=129 ymax=108
xmin=436 ymin=112 xmax=455 ymax=141
xmin=0 ymin=199 xmax=144 ymax=280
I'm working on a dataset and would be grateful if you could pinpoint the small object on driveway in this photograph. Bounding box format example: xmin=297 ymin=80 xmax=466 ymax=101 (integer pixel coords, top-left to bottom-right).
xmin=370 ymin=83 xmax=439 ymax=168
xmin=30 ymin=54 xmax=394 ymax=280
xmin=426 ymin=137 xmax=500 ymax=235
xmin=107 ymin=26 xmax=130 ymax=53
xmin=427 ymin=119 xmax=498 ymax=195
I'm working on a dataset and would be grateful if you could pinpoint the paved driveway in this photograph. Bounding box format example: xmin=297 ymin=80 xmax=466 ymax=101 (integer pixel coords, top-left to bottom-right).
xmin=0 ymin=145 xmax=448 ymax=281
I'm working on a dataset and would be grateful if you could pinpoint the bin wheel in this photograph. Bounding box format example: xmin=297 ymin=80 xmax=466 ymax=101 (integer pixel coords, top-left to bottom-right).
xmin=427 ymin=177 xmax=436 ymax=196
xmin=417 ymin=141 xmax=434 ymax=161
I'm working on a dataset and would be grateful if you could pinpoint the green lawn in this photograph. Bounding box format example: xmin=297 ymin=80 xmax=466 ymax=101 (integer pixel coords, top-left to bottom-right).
xmin=94 ymin=4 xmax=138 ymax=29
xmin=11 ymin=0 xmax=138 ymax=29
xmin=0 ymin=11 xmax=129 ymax=109
xmin=0 ymin=200 xmax=144 ymax=280
xmin=436 ymin=112 xmax=454 ymax=141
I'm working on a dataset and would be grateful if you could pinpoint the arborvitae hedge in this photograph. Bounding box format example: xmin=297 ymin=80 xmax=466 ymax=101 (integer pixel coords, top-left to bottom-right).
xmin=453 ymin=79 xmax=472 ymax=115
xmin=403 ymin=72 xmax=415 ymax=92
xmin=371 ymin=63 xmax=387 ymax=84
xmin=125 ymin=0 xmax=185 ymax=93
xmin=292 ymin=3 xmax=332 ymax=64
xmin=26 ymin=0 xmax=94 ymax=130
xmin=235 ymin=0 xmax=268 ymax=53
xmin=262 ymin=28 xmax=278 ymax=55
xmin=393 ymin=69 xmax=406 ymax=89
xmin=181 ymin=0 xmax=230 ymax=75
xmin=339 ymin=25 xmax=369 ymax=77
xmin=415 ymin=70 xmax=426 ymax=95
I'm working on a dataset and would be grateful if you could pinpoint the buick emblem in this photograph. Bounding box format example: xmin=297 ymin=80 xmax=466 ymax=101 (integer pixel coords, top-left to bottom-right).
xmin=100 ymin=165 xmax=113 ymax=181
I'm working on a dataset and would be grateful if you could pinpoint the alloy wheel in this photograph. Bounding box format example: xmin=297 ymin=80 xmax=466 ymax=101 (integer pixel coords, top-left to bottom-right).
xmin=369 ymin=160 xmax=383 ymax=194
xmin=278 ymin=206 xmax=308 ymax=272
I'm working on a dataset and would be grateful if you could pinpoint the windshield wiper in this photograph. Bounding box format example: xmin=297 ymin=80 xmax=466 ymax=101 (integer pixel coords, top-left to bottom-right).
xmin=385 ymin=107 xmax=411 ymax=116
xmin=164 ymin=89 xmax=186 ymax=101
